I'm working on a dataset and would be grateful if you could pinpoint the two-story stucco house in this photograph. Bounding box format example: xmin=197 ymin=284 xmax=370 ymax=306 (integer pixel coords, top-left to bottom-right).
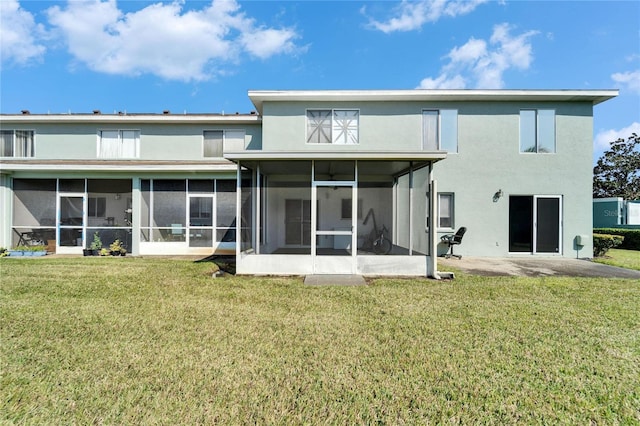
xmin=0 ymin=89 xmax=617 ymax=277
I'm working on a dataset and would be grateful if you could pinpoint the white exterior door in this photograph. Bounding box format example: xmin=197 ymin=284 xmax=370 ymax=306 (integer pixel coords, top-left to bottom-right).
xmin=312 ymin=182 xmax=357 ymax=274
xmin=57 ymin=193 xmax=86 ymax=254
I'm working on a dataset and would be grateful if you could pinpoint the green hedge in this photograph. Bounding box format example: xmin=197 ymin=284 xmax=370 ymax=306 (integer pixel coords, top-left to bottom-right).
xmin=593 ymin=234 xmax=624 ymax=257
xmin=594 ymin=228 xmax=640 ymax=251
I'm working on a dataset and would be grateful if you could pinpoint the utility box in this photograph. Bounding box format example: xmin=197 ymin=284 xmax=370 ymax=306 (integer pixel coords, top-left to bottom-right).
xmin=575 ymin=234 xmax=589 ymax=246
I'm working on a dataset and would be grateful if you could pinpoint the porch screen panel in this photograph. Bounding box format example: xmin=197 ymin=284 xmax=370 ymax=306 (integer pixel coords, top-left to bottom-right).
xmin=59 ymin=179 xmax=85 ymax=193
xmin=238 ymin=173 xmax=254 ymax=252
xmin=13 ymin=179 xmax=57 ymax=226
xmin=153 ymin=180 xmax=186 ymax=227
xmin=216 ymin=180 xmax=236 ymax=242
xmin=264 ymin=161 xmax=312 ymax=254
xmin=411 ymin=166 xmax=429 ymax=255
xmin=87 ymin=179 xmax=133 ymax=249
xmin=396 ymin=174 xmax=410 ymax=249
xmin=140 ymin=180 xmax=151 ymax=241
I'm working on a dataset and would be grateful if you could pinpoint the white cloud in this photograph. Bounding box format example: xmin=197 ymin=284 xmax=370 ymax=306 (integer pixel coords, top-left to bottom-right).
xmin=0 ymin=0 xmax=46 ymax=67
xmin=417 ymin=23 xmax=538 ymax=89
xmin=46 ymin=0 xmax=300 ymax=81
xmin=417 ymin=74 xmax=466 ymax=89
xmin=611 ymin=69 xmax=640 ymax=94
xmin=367 ymin=0 xmax=489 ymax=33
xmin=594 ymin=122 xmax=640 ymax=151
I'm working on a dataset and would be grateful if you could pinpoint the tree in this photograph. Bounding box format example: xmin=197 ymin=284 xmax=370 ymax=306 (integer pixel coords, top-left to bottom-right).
xmin=593 ymin=133 xmax=640 ymax=200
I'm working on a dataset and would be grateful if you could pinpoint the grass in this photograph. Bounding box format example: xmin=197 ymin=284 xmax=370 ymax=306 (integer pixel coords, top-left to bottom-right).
xmin=593 ymin=248 xmax=640 ymax=271
xmin=1 ymin=258 xmax=639 ymax=424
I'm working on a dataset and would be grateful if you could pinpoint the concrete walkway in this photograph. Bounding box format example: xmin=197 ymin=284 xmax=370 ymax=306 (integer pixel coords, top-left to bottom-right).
xmin=438 ymin=256 xmax=640 ymax=279
xmin=304 ymin=274 xmax=367 ymax=286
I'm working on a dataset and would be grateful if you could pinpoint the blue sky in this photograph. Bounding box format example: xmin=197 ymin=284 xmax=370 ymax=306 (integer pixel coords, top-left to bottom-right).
xmin=1 ymin=0 xmax=639 ymax=161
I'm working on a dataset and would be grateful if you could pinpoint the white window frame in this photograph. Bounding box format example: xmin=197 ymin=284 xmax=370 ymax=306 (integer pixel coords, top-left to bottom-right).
xmin=1 ymin=129 xmax=35 ymax=157
xmin=203 ymin=130 xmax=246 ymax=158
xmin=306 ymin=109 xmax=359 ymax=145
xmin=97 ymin=129 xmax=140 ymax=158
xmin=422 ymin=110 xmax=458 ymax=153
xmin=438 ymin=193 xmax=454 ymax=230
xmin=519 ymin=109 xmax=556 ymax=153
xmin=425 ymin=192 xmax=455 ymax=230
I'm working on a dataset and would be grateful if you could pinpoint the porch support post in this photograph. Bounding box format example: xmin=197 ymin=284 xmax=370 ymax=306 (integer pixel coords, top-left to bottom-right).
xmin=408 ymin=162 xmax=414 ymax=256
xmin=235 ymin=161 xmax=241 ymax=258
xmin=429 ymin=173 xmax=440 ymax=278
xmin=352 ymin=161 xmax=358 ymax=274
xmin=0 ymin=174 xmax=11 ymax=249
xmin=310 ymin=161 xmax=316 ymax=261
xmin=131 ymin=177 xmax=141 ymax=256
xmin=255 ymin=163 xmax=261 ymax=255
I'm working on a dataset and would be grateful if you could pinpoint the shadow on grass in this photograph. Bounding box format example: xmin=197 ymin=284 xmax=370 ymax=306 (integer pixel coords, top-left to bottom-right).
xmin=194 ymin=254 xmax=236 ymax=275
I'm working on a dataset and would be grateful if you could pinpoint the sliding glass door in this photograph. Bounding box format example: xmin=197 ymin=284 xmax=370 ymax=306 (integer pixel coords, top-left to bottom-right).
xmin=509 ymin=195 xmax=561 ymax=254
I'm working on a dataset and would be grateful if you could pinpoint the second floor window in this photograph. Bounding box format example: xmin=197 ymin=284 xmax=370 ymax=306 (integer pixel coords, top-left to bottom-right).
xmin=98 ymin=130 xmax=139 ymax=158
xmin=422 ymin=110 xmax=458 ymax=152
xmin=203 ymin=130 xmax=245 ymax=158
xmin=520 ymin=109 xmax=555 ymax=153
xmin=1 ymin=130 xmax=35 ymax=157
xmin=307 ymin=109 xmax=359 ymax=144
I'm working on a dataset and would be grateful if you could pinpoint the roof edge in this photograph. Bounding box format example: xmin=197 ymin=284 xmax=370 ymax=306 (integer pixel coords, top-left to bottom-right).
xmin=248 ymin=89 xmax=619 ymax=113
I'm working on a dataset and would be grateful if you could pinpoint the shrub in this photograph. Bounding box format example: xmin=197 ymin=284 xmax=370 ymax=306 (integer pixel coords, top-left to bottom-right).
xmin=594 ymin=228 xmax=640 ymax=250
xmin=593 ymin=233 xmax=624 ymax=257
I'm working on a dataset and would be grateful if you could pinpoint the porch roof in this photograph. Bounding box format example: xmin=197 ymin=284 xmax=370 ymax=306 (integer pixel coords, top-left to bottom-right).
xmin=224 ymin=150 xmax=447 ymax=162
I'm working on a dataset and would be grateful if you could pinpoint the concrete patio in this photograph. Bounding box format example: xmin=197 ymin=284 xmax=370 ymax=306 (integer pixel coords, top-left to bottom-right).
xmin=438 ymin=256 xmax=640 ymax=279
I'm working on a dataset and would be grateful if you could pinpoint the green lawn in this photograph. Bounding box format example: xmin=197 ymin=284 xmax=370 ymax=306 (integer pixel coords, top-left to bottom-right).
xmin=1 ymin=258 xmax=639 ymax=424
xmin=593 ymin=248 xmax=640 ymax=271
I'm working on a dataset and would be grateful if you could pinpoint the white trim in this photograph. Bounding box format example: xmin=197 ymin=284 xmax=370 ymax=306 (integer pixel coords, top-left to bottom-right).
xmin=225 ymin=150 xmax=447 ymax=161
xmin=1 ymin=114 xmax=260 ymax=124
xmin=0 ymin=163 xmax=237 ymax=172
xmin=249 ymin=89 xmax=618 ymax=112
